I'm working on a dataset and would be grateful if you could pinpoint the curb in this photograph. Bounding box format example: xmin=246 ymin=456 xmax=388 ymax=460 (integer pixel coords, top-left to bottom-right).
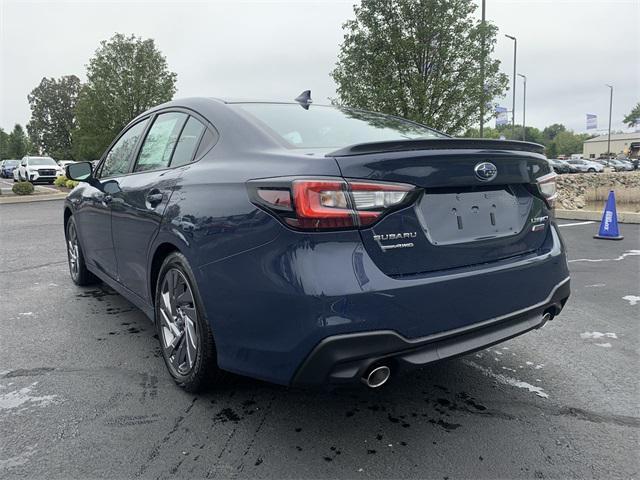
xmin=0 ymin=193 xmax=67 ymax=205
xmin=555 ymin=209 xmax=640 ymax=224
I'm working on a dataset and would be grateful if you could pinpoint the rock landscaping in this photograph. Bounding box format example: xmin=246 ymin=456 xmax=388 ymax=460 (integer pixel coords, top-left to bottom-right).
xmin=556 ymin=171 xmax=640 ymax=210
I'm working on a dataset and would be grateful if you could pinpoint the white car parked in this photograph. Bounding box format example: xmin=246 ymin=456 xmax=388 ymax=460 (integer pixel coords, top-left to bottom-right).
xmin=16 ymin=156 xmax=64 ymax=183
xmin=57 ymin=160 xmax=76 ymax=171
xmin=565 ymin=159 xmax=604 ymax=173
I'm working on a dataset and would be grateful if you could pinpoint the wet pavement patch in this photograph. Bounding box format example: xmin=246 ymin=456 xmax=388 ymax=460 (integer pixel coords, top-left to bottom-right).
xmin=75 ymin=288 xmax=118 ymax=300
xmin=215 ymin=407 xmax=242 ymax=423
xmin=429 ymin=418 xmax=462 ymax=431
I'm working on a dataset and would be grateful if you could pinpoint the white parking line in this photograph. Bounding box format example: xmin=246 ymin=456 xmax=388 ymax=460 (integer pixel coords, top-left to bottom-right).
xmin=558 ymin=221 xmax=596 ymax=227
xmin=569 ymin=250 xmax=640 ymax=263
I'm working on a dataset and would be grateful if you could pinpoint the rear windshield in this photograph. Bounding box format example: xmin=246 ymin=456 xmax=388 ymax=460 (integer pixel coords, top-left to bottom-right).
xmin=235 ymin=103 xmax=443 ymax=149
xmin=28 ymin=157 xmax=57 ymax=166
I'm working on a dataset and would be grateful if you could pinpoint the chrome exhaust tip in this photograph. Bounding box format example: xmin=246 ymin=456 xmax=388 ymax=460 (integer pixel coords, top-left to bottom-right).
xmin=362 ymin=365 xmax=391 ymax=388
xmin=538 ymin=311 xmax=554 ymax=329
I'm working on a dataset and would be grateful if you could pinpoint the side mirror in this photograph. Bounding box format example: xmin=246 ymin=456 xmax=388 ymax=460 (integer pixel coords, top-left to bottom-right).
xmin=66 ymin=162 xmax=93 ymax=181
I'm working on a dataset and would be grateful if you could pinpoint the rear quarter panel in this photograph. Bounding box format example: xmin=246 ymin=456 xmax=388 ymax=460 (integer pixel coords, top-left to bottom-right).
xmin=151 ymin=148 xmax=345 ymax=332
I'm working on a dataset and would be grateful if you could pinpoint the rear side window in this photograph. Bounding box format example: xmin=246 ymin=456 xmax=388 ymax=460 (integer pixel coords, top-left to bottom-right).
xmin=194 ymin=129 xmax=216 ymax=159
xmin=100 ymin=120 xmax=148 ymax=178
xmin=170 ymin=116 xmax=206 ymax=167
xmin=135 ymin=112 xmax=188 ymax=172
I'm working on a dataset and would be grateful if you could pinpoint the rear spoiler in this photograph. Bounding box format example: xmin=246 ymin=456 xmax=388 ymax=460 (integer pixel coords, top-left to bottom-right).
xmin=327 ymin=138 xmax=546 ymax=157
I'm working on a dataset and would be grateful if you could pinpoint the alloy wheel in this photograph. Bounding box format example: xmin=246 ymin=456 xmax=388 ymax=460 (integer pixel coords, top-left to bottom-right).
xmin=159 ymin=268 xmax=198 ymax=376
xmin=67 ymin=222 xmax=80 ymax=280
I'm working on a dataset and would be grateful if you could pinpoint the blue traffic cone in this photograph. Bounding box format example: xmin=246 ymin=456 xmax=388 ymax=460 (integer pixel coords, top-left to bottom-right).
xmin=594 ymin=190 xmax=624 ymax=240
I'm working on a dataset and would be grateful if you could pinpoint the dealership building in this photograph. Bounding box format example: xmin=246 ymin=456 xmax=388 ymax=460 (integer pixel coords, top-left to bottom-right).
xmin=583 ymin=132 xmax=640 ymax=159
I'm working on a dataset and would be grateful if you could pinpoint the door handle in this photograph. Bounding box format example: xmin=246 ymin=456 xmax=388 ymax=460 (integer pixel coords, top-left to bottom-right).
xmin=146 ymin=190 xmax=164 ymax=207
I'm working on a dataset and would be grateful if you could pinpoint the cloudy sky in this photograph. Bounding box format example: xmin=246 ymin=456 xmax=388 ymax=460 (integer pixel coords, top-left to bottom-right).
xmin=1 ymin=0 xmax=638 ymax=135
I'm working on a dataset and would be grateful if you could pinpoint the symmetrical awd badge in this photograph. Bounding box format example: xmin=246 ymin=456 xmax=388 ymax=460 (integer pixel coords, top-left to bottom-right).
xmin=373 ymin=232 xmax=417 ymax=251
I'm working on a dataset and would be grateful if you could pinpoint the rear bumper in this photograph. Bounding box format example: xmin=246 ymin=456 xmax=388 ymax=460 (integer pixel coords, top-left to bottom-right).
xmin=198 ymin=222 xmax=570 ymax=386
xmin=292 ymin=277 xmax=569 ymax=386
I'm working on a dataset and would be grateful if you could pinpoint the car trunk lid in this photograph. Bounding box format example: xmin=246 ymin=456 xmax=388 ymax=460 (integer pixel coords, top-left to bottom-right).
xmin=330 ymin=139 xmax=552 ymax=276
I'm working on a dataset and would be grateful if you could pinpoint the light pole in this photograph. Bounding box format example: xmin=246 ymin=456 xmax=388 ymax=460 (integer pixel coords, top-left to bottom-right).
xmin=479 ymin=0 xmax=486 ymax=138
xmin=505 ymin=34 xmax=517 ymax=138
xmin=606 ymin=84 xmax=613 ymax=166
xmin=518 ymin=73 xmax=526 ymax=141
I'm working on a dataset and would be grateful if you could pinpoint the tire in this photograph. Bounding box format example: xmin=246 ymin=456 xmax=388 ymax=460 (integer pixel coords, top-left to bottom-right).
xmin=155 ymin=252 xmax=222 ymax=392
xmin=588 ymin=168 xmax=595 ymax=173
xmin=65 ymin=216 xmax=98 ymax=286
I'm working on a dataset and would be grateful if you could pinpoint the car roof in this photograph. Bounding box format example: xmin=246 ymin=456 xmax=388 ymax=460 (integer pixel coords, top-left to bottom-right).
xmin=125 ymin=96 xmax=446 ymax=158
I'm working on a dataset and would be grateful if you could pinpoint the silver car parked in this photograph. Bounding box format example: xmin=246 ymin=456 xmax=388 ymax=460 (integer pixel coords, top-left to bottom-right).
xmin=565 ymin=159 xmax=604 ymax=173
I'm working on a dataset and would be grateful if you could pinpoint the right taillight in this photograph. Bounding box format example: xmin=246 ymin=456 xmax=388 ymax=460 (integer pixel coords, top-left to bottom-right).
xmin=536 ymin=172 xmax=557 ymax=208
xmin=248 ymin=178 xmax=416 ymax=230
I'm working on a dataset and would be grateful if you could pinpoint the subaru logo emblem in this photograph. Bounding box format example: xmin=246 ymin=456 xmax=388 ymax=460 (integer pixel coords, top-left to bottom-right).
xmin=474 ymin=162 xmax=498 ymax=182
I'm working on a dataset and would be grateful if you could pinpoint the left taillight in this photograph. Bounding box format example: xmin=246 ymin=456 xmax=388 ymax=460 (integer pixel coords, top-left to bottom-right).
xmin=536 ymin=172 xmax=557 ymax=209
xmin=248 ymin=178 xmax=416 ymax=230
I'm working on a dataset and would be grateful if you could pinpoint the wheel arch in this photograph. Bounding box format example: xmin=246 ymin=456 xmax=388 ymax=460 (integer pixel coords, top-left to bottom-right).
xmin=63 ymin=206 xmax=73 ymax=236
xmin=149 ymin=242 xmax=183 ymax=316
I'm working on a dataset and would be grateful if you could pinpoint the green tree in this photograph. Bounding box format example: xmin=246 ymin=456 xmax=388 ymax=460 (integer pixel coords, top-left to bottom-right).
xmin=73 ymin=33 xmax=177 ymax=160
xmin=27 ymin=75 xmax=82 ymax=159
xmin=462 ymin=122 xmax=591 ymax=158
xmin=0 ymin=128 xmax=9 ymax=160
xmin=463 ymin=126 xmax=501 ymax=139
xmin=545 ymin=141 xmax=558 ymax=159
xmin=7 ymin=124 xmax=29 ymax=158
xmin=623 ymin=103 xmax=640 ymax=128
xmin=540 ymin=124 xmax=566 ymax=157
xmin=463 ymin=124 xmax=542 ymax=143
xmin=542 ymin=123 xmax=566 ymax=142
xmin=331 ymin=0 xmax=508 ymax=135
xmin=552 ymin=130 xmax=590 ymax=156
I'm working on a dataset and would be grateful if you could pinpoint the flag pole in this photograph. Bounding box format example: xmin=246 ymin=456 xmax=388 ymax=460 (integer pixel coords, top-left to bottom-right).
xmin=606 ymin=84 xmax=613 ymax=167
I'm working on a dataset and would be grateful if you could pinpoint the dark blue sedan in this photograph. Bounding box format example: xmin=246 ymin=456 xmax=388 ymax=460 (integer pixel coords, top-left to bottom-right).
xmin=65 ymin=94 xmax=570 ymax=392
xmin=1 ymin=159 xmax=20 ymax=178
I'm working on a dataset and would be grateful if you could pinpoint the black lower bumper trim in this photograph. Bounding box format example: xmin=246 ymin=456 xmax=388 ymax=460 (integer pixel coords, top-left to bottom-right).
xmin=292 ymin=278 xmax=570 ymax=386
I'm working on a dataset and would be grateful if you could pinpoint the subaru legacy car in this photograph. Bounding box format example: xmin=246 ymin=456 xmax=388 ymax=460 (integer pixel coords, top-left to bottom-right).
xmin=64 ymin=94 xmax=570 ymax=392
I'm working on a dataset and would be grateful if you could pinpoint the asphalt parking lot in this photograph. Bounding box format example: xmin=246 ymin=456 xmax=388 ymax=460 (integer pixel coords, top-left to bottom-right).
xmin=1 ymin=199 xmax=638 ymax=479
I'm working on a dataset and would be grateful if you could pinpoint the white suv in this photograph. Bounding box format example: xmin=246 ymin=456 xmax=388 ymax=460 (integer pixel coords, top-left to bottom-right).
xmin=17 ymin=156 xmax=64 ymax=183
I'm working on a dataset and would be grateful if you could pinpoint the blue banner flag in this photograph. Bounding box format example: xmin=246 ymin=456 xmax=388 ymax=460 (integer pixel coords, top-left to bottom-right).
xmin=496 ymin=106 xmax=508 ymax=127
xmin=594 ymin=190 xmax=624 ymax=240
xmin=586 ymin=114 xmax=597 ymax=130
